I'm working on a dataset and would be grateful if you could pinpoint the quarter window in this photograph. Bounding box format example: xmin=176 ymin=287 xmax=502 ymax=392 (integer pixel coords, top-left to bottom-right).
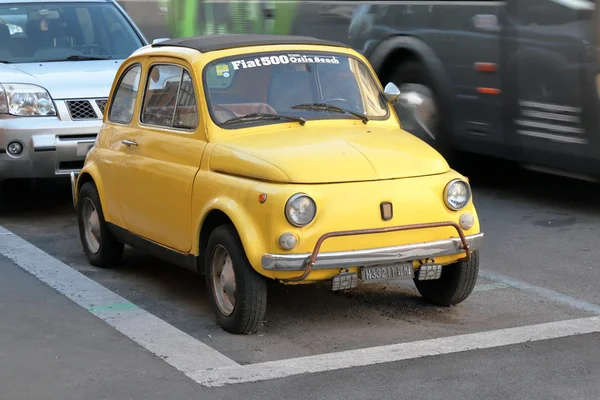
xmin=108 ymin=64 xmax=141 ymax=125
xmin=141 ymin=64 xmax=199 ymax=130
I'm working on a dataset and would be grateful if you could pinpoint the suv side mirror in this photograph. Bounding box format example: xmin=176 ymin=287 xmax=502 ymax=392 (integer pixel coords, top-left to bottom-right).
xmin=383 ymin=82 xmax=401 ymax=104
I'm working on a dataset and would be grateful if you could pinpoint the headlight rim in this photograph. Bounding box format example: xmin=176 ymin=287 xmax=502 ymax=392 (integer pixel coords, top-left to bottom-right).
xmin=284 ymin=192 xmax=317 ymax=228
xmin=443 ymin=178 xmax=472 ymax=211
xmin=1 ymin=82 xmax=57 ymax=117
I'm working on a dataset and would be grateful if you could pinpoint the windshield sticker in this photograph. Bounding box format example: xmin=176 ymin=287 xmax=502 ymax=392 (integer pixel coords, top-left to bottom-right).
xmin=230 ymin=54 xmax=340 ymax=70
xmin=215 ymin=64 xmax=230 ymax=78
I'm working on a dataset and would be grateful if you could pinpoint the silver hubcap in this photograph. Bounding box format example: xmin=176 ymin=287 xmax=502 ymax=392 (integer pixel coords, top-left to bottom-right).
xmin=82 ymin=198 xmax=101 ymax=254
xmin=397 ymin=83 xmax=438 ymax=141
xmin=211 ymin=245 xmax=237 ymax=316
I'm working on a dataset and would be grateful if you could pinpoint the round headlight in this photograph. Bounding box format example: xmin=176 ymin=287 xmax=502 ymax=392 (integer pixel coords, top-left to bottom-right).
xmin=444 ymin=179 xmax=471 ymax=210
xmin=285 ymin=193 xmax=316 ymax=227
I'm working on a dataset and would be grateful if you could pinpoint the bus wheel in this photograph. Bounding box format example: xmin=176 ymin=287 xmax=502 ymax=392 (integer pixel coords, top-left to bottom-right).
xmin=390 ymin=61 xmax=450 ymax=156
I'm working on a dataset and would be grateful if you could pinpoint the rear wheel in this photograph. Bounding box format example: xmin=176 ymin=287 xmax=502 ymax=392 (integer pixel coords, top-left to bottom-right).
xmin=414 ymin=250 xmax=479 ymax=306
xmin=76 ymin=181 xmax=124 ymax=268
xmin=205 ymin=224 xmax=267 ymax=334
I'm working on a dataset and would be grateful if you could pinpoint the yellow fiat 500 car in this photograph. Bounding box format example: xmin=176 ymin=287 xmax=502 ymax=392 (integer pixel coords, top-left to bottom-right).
xmin=71 ymin=34 xmax=484 ymax=334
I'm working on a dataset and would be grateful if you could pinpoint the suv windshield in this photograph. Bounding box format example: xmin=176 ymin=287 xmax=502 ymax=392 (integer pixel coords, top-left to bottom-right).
xmin=204 ymin=51 xmax=390 ymax=128
xmin=0 ymin=2 xmax=144 ymax=63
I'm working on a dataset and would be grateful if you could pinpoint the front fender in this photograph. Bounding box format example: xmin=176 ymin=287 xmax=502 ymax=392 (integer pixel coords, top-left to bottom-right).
xmin=74 ymin=159 xmax=114 ymax=224
xmin=194 ymin=196 xmax=269 ymax=276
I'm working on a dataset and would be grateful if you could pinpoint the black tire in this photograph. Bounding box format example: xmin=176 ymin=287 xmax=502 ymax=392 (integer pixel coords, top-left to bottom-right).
xmin=414 ymin=250 xmax=479 ymax=306
xmin=389 ymin=60 xmax=454 ymax=159
xmin=205 ymin=224 xmax=267 ymax=334
xmin=76 ymin=181 xmax=124 ymax=268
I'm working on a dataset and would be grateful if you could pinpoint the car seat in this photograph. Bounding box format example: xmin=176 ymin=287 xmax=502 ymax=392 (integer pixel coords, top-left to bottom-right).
xmin=267 ymin=65 xmax=315 ymax=111
xmin=0 ymin=24 xmax=11 ymax=58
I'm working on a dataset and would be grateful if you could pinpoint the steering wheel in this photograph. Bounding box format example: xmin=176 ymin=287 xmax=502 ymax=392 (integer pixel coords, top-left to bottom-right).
xmin=322 ymin=97 xmax=363 ymax=113
xmin=76 ymin=44 xmax=110 ymax=56
xmin=212 ymin=104 xmax=238 ymax=122
xmin=321 ymin=98 xmax=348 ymax=105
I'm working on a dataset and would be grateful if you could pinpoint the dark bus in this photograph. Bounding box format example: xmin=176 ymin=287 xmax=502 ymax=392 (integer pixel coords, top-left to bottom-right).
xmin=119 ymin=0 xmax=600 ymax=181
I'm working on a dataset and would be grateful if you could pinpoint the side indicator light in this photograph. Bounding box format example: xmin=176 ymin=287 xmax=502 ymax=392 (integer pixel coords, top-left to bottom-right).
xmin=474 ymin=62 xmax=497 ymax=72
xmin=477 ymin=87 xmax=501 ymax=95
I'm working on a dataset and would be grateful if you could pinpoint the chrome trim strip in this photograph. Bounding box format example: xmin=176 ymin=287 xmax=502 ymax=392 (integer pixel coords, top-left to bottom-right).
xmin=262 ymin=232 xmax=484 ymax=271
xmin=515 ymin=119 xmax=584 ymax=134
xmin=516 ymin=130 xmax=588 ymax=144
xmin=70 ymin=171 xmax=78 ymax=210
xmin=520 ymin=110 xmax=581 ymax=124
xmin=518 ymin=100 xmax=581 ymax=113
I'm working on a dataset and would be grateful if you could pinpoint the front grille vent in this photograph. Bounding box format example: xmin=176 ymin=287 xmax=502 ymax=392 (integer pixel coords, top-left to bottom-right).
xmin=66 ymin=100 xmax=97 ymax=120
xmin=95 ymin=99 xmax=107 ymax=115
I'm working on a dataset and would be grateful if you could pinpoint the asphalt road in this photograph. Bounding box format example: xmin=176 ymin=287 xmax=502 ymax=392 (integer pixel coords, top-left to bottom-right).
xmin=1 ymin=157 xmax=599 ymax=398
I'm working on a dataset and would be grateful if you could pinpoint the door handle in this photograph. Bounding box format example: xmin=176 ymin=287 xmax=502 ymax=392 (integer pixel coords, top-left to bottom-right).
xmin=122 ymin=139 xmax=138 ymax=147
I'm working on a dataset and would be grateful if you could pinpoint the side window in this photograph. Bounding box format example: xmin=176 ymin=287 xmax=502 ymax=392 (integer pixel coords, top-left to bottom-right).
xmin=141 ymin=64 xmax=198 ymax=130
xmin=108 ymin=64 xmax=141 ymax=124
xmin=173 ymin=70 xmax=199 ymax=129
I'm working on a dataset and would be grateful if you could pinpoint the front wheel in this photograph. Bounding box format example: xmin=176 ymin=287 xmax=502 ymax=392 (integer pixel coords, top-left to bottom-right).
xmin=205 ymin=224 xmax=268 ymax=334
xmin=414 ymin=250 xmax=479 ymax=306
xmin=76 ymin=181 xmax=124 ymax=268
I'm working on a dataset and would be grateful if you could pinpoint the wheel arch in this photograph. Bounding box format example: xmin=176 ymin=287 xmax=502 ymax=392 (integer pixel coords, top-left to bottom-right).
xmin=195 ymin=202 xmax=267 ymax=275
xmin=369 ymin=35 xmax=456 ymax=140
xmin=75 ymin=168 xmax=105 ymax=208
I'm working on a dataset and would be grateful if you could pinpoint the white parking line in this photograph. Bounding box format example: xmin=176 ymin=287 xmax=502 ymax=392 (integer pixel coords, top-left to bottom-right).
xmin=480 ymin=270 xmax=600 ymax=314
xmin=0 ymin=225 xmax=239 ymax=373
xmin=3 ymin=224 xmax=600 ymax=389
xmin=189 ymin=315 xmax=600 ymax=387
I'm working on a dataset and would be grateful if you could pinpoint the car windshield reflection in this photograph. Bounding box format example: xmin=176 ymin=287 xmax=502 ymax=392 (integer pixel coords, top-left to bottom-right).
xmin=204 ymin=51 xmax=390 ymax=128
xmin=0 ymin=2 xmax=144 ymax=64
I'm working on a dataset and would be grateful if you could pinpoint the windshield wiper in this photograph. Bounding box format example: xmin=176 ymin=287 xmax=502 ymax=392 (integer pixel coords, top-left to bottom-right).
xmin=223 ymin=112 xmax=306 ymax=126
xmin=35 ymin=55 xmax=112 ymax=62
xmin=66 ymin=55 xmax=112 ymax=61
xmin=291 ymin=102 xmax=369 ymax=124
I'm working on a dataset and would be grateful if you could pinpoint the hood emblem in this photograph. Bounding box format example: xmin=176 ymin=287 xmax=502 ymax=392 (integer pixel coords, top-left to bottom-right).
xmin=380 ymin=202 xmax=393 ymax=221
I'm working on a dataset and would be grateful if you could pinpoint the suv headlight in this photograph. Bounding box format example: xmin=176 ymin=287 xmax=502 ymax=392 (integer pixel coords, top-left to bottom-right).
xmin=443 ymin=179 xmax=471 ymax=210
xmin=0 ymin=83 xmax=56 ymax=116
xmin=285 ymin=193 xmax=317 ymax=227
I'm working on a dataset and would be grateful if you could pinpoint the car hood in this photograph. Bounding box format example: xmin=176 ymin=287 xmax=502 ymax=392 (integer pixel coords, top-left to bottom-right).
xmin=0 ymin=60 xmax=124 ymax=99
xmin=209 ymin=125 xmax=450 ymax=184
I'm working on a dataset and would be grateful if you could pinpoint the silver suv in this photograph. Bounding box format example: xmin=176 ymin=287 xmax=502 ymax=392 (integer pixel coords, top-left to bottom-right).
xmin=0 ymin=0 xmax=148 ymax=185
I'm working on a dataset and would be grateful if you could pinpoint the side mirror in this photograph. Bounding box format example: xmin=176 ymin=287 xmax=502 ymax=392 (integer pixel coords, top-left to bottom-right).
xmin=152 ymin=38 xmax=170 ymax=44
xmin=387 ymin=82 xmax=437 ymax=142
xmin=383 ymin=82 xmax=401 ymax=104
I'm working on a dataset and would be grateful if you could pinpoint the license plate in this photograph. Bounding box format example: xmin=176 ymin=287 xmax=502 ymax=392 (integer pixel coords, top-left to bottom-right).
xmin=76 ymin=142 xmax=94 ymax=156
xmin=361 ymin=263 xmax=414 ymax=283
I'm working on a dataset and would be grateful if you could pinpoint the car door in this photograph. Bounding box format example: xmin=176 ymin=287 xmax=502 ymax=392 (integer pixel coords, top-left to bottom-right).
xmin=430 ymin=2 xmax=505 ymax=148
xmin=100 ymin=62 xmax=144 ymax=228
xmin=118 ymin=59 xmax=206 ymax=253
xmin=502 ymin=0 xmax=592 ymax=166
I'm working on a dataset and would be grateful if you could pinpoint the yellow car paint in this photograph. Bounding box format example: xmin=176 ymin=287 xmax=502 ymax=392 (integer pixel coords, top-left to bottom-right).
xmin=75 ymin=39 xmax=482 ymax=284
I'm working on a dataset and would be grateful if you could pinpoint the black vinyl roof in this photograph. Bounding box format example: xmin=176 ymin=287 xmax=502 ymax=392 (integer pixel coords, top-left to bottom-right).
xmin=151 ymin=34 xmax=350 ymax=53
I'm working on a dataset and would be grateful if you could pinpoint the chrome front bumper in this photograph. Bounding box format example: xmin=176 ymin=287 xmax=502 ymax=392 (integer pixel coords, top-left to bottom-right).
xmin=0 ymin=104 xmax=100 ymax=181
xmin=262 ymin=232 xmax=483 ymax=272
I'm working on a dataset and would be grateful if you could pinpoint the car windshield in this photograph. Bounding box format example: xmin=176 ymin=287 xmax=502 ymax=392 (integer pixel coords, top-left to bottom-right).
xmin=0 ymin=2 xmax=144 ymax=63
xmin=203 ymin=51 xmax=390 ymax=128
